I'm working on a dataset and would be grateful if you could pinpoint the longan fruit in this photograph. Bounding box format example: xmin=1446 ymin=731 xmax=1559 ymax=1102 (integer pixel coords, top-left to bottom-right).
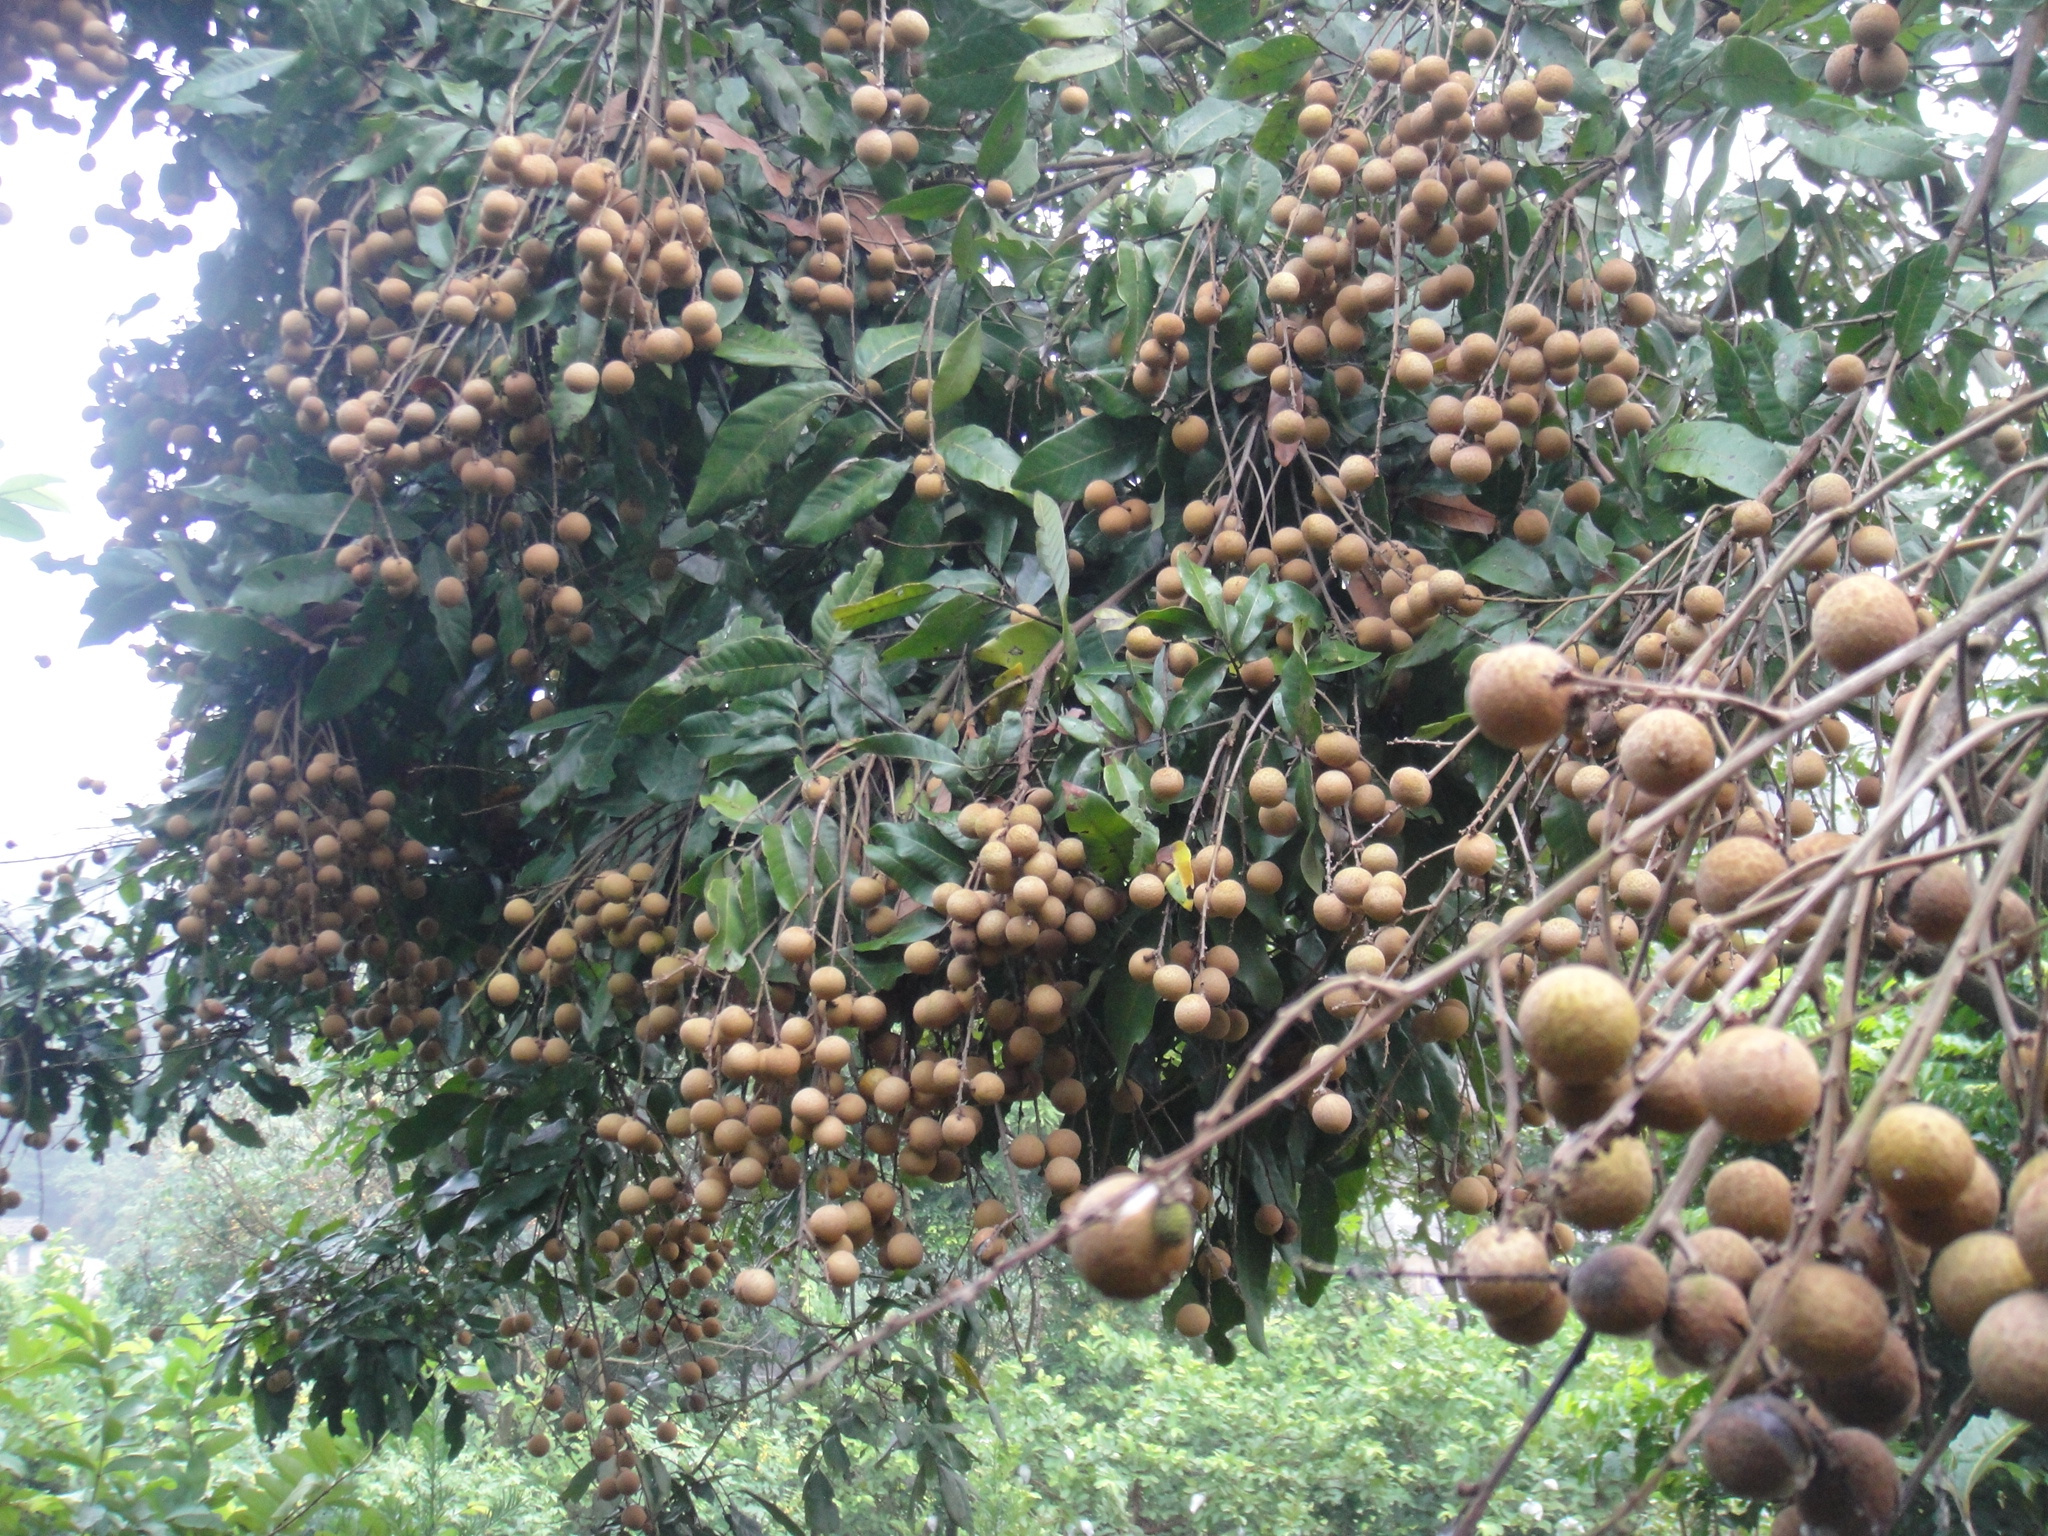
xmin=1697 ymin=1025 xmax=1819 ymax=1142
xmin=1466 ymin=642 xmax=1574 ymax=749
xmin=1812 ymin=573 xmax=1917 ymax=682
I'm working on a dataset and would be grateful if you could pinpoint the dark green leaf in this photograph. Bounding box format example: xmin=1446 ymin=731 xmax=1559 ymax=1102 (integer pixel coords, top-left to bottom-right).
xmin=878 ymin=184 xmax=973 ymax=221
xmin=932 ymin=319 xmax=983 ymax=413
xmin=1216 ymin=34 xmax=1317 ymax=99
xmin=1013 ymin=414 xmax=1159 ymax=500
xmin=785 ymin=458 xmax=906 ymax=545
xmin=385 ymin=1092 xmax=479 ymax=1161
xmin=1014 ymin=43 xmax=1124 ymax=82
xmin=228 ymin=551 xmax=352 ymax=616
xmin=977 ymin=88 xmax=1028 ymax=179
xmin=716 ymin=321 xmax=827 ymax=370
xmin=1101 ymin=966 xmax=1158 ymax=1072
xmin=1651 ymin=420 xmax=1788 ymax=499
xmin=882 ymin=593 xmax=992 ymax=661
xmin=1468 ymin=539 xmax=1556 ymax=597
xmin=687 ymin=382 xmax=843 ymax=519
xmin=833 ymin=582 xmax=936 ymax=629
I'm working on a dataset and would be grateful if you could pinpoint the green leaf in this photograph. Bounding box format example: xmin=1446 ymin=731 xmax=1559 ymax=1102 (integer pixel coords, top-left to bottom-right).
xmin=549 ymin=380 xmax=597 ymax=436
xmin=937 ymin=424 xmax=1020 ymax=492
xmin=932 ymin=319 xmax=983 ymax=413
xmin=882 ymin=592 xmax=992 ymax=661
xmin=1101 ymin=966 xmax=1158 ymax=1072
xmin=229 ymin=551 xmax=352 ymax=616
xmin=619 ymin=632 xmax=815 ymax=734
xmin=867 ymin=821 xmax=969 ymax=902
xmin=845 ymin=732 xmax=961 ymax=766
xmin=853 ymin=324 xmax=944 ymax=379
xmin=170 ymin=46 xmax=300 ymax=109
xmin=1468 ymin=539 xmax=1555 ymax=597
xmin=716 ymin=320 xmax=827 ymax=370
xmin=1013 ymin=414 xmax=1159 ymax=501
xmin=1163 ymin=97 xmax=1264 ymax=156
xmin=977 ymin=88 xmax=1029 ymax=179
xmin=784 ymin=457 xmax=906 ymax=545
xmin=687 ymin=382 xmax=842 ymax=519
xmin=1215 ymin=34 xmax=1318 ymax=99
xmin=0 ymin=499 xmax=45 ymax=541
xmin=1024 ymin=10 xmax=1116 ymax=38
xmin=1881 ymin=244 xmax=1952 ymax=359
xmin=1251 ymin=98 xmax=1300 ymax=166
xmin=1032 ymin=491 xmax=1070 ymax=613
xmin=1063 ymin=790 xmax=1137 ymax=876
xmin=1706 ymin=37 xmax=1808 ymax=109
xmin=304 ymin=623 xmax=404 ymax=724
xmin=385 ymin=1092 xmax=479 ymax=1161
xmin=1652 ymin=419 xmax=1789 ymax=499
xmin=833 ymin=582 xmax=936 ymax=630
xmin=878 ymin=184 xmax=973 ymax=221
xmin=974 ymin=618 xmax=1060 ymax=674
xmin=1014 ymin=43 xmax=1124 ymax=82
xmin=1775 ymin=111 xmax=1941 ymax=181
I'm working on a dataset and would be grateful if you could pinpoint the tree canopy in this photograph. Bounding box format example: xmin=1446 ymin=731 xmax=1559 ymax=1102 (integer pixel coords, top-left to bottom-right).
xmin=6 ymin=0 xmax=2048 ymax=1526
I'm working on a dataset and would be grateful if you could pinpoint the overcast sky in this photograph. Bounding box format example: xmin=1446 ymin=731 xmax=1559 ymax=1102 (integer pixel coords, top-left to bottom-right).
xmin=0 ymin=121 xmax=233 ymax=904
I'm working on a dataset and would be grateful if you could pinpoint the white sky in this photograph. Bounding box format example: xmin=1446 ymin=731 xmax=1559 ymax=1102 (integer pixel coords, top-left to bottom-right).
xmin=0 ymin=121 xmax=233 ymax=904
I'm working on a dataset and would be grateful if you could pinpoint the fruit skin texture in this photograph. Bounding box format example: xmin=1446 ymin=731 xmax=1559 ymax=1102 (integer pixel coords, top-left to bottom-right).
xmin=2014 ymin=1174 xmax=2048 ymax=1283
xmin=1518 ymin=964 xmax=1641 ymax=1085
xmin=1065 ymin=1172 xmax=1194 ymax=1300
xmin=1466 ymin=642 xmax=1574 ymax=749
xmin=1695 ymin=836 xmax=1789 ymax=915
xmin=1886 ymin=1153 xmax=1999 ymax=1249
xmin=1486 ymin=1281 xmax=1568 ymax=1344
xmin=1698 ymin=1026 xmax=1821 ymax=1142
xmin=1657 ymin=1271 xmax=1752 ymax=1369
xmin=1803 ymin=1329 xmax=1920 ymax=1437
xmin=1636 ymin=1047 xmax=1707 ymax=1133
xmin=1767 ymin=1263 xmax=1890 ymax=1378
xmin=1864 ymin=1101 xmax=1976 ymax=1210
xmin=1812 ymin=573 xmax=1918 ymax=683
xmin=1904 ymin=861 xmax=1973 ymax=945
xmin=1699 ymin=1394 xmax=1816 ymax=1500
xmin=1569 ymin=1244 xmax=1669 ymax=1334
xmin=1970 ymin=1289 xmax=2048 ymax=1421
xmin=1554 ymin=1136 xmax=1655 ymax=1230
xmin=1617 ymin=708 xmax=1716 ymax=795
xmin=1689 ymin=1227 xmax=1766 ymax=1293
xmin=1797 ymin=1426 xmax=1901 ymax=1536
xmin=1930 ymin=1231 xmax=2033 ymax=1339
xmin=1705 ymin=1157 xmax=1794 ymax=1241
xmin=1460 ymin=1224 xmax=1555 ymax=1317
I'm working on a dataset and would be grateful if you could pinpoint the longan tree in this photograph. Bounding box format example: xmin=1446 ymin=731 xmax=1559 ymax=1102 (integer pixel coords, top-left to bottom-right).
xmin=7 ymin=0 xmax=2048 ymax=1526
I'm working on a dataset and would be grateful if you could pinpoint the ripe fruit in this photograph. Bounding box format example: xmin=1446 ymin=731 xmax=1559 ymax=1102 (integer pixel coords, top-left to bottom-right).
xmin=1700 ymin=1394 xmax=1815 ymax=1500
xmin=1864 ymin=1101 xmax=1975 ymax=1209
xmin=1067 ymin=1173 xmax=1194 ymax=1299
xmin=1616 ymin=708 xmax=1715 ymax=795
xmin=1688 ymin=1227 xmax=1765 ymax=1293
xmin=733 ymin=1267 xmax=778 ymax=1306
xmin=1705 ymin=1158 xmax=1793 ymax=1241
xmin=1766 ymin=1263 xmax=1889 ymax=1377
xmin=1695 ymin=836 xmax=1788 ymax=916
xmin=1799 ymin=1427 xmax=1901 ymax=1535
xmin=1903 ymin=861 xmax=1973 ymax=945
xmin=1698 ymin=1026 xmax=1821 ymax=1142
xmin=1930 ymin=1232 xmax=2032 ymax=1337
xmin=1174 ymin=1302 xmax=1210 ymax=1337
xmin=1465 ymin=643 xmax=1574 ymax=748
xmin=1812 ymin=573 xmax=1918 ymax=681
xmin=1658 ymin=1272 xmax=1751 ymax=1369
xmin=1518 ymin=964 xmax=1640 ymax=1085
xmin=1804 ymin=1328 xmax=1920 ymax=1436
xmin=1969 ymin=1290 xmax=2048 ymax=1420
xmin=1460 ymin=1224 xmax=1554 ymax=1317
xmin=1569 ymin=1244 xmax=1668 ymax=1334
xmin=1554 ymin=1136 xmax=1655 ymax=1230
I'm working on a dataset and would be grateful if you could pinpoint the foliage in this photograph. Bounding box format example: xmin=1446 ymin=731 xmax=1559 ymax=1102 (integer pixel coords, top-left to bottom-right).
xmin=4 ymin=0 xmax=2048 ymax=1527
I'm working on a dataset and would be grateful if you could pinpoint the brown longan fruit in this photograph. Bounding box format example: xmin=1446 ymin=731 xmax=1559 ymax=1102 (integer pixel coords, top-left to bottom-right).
xmin=1519 ymin=964 xmax=1641 ymax=1085
xmin=1812 ymin=572 xmax=1917 ymax=682
xmin=1706 ymin=1158 xmax=1794 ymax=1241
xmin=1538 ymin=1069 xmax=1626 ymax=1128
xmin=1066 ymin=1173 xmax=1192 ymax=1299
xmin=1903 ymin=861 xmax=1973 ymax=947
xmin=1657 ymin=1271 xmax=1751 ymax=1369
xmin=1857 ymin=41 xmax=1910 ymax=94
xmin=1616 ymin=708 xmax=1715 ymax=796
xmin=1465 ymin=642 xmax=1574 ymax=749
xmin=732 ymin=1267 xmax=778 ymax=1306
xmin=1570 ymin=1243 xmax=1668 ymax=1334
xmin=1460 ymin=1224 xmax=1554 ymax=1317
xmin=1804 ymin=1327 xmax=1919 ymax=1436
xmin=1687 ymin=1226 xmax=1766 ymax=1293
xmin=1174 ymin=1302 xmax=1211 ymax=1337
xmin=1487 ymin=1280 xmax=1568 ymax=1344
xmin=1555 ymin=1136 xmax=1655 ymax=1230
xmin=1700 ymin=1394 xmax=1816 ymax=1500
xmin=1850 ymin=0 xmax=1901 ymax=47
xmin=1865 ymin=1100 xmax=1975 ymax=1210
xmin=1698 ymin=1025 xmax=1820 ymax=1142
xmin=1694 ymin=836 xmax=1788 ymax=917
xmin=1931 ymin=1231 xmax=2033 ymax=1338
xmin=1448 ymin=1174 xmax=1497 ymax=1213
xmin=1973 ymin=1290 xmax=2048 ymax=1420
xmin=1797 ymin=1427 xmax=1901 ymax=1535
xmin=1767 ymin=1262 xmax=1889 ymax=1378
